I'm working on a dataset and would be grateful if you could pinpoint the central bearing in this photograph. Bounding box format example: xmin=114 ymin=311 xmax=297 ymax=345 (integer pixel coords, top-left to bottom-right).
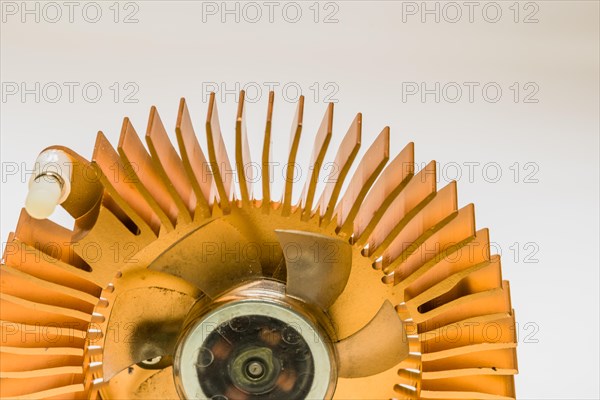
xmin=245 ymin=360 xmax=266 ymax=379
xmin=229 ymin=346 xmax=282 ymax=393
xmin=173 ymin=281 xmax=337 ymax=399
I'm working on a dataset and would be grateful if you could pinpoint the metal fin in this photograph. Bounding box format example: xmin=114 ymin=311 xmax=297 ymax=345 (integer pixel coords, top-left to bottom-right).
xmin=299 ymin=103 xmax=334 ymax=220
xmin=261 ymin=91 xmax=275 ymax=211
xmin=175 ymin=98 xmax=213 ymax=220
xmin=205 ymin=92 xmax=234 ymax=213
xmin=236 ymin=90 xmax=253 ymax=204
xmin=281 ymin=96 xmax=304 ymax=216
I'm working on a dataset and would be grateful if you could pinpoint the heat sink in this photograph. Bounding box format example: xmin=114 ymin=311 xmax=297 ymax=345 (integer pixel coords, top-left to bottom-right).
xmin=0 ymin=91 xmax=518 ymax=399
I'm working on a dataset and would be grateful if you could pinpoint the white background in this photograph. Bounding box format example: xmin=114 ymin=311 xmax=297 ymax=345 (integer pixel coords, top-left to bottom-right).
xmin=1 ymin=1 xmax=599 ymax=398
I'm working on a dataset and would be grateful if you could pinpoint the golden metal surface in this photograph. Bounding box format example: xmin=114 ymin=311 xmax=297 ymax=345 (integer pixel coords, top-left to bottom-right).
xmin=146 ymin=106 xmax=196 ymax=223
xmin=175 ymin=98 xmax=213 ymax=221
xmin=235 ymin=90 xmax=253 ymax=205
xmin=274 ymin=230 xmax=352 ymax=310
xmin=1 ymin=92 xmax=517 ymax=399
xmin=334 ymin=126 xmax=389 ymax=237
xmin=260 ymin=91 xmax=275 ymax=212
xmin=335 ymin=300 xmax=408 ymax=378
xmin=205 ymin=92 xmax=233 ymax=212
xmin=281 ymin=96 xmax=304 ymax=216
xmin=317 ymin=113 xmax=361 ymax=224
xmin=300 ymin=102 xmax=333 ymax=221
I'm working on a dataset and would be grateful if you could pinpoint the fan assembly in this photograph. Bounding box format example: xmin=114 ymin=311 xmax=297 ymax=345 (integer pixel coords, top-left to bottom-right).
xmin=0 ymin=91 xmax=518 ymax=399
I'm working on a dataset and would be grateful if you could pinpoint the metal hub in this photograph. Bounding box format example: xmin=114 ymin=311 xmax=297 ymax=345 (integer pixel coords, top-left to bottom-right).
xmin=246 ymin=360 xmax=266 ymax=379
xmin=173 ymin=282 xmax=337 ymax=400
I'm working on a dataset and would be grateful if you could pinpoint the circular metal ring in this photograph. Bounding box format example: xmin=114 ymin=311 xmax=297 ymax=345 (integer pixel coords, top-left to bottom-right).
xmin=174 ymin=299 xmax=335 ymax=399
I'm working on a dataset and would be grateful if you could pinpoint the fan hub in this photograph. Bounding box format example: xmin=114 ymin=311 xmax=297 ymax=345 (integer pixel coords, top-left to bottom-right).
xmin=173 ymin=281 xmax=337 ymax=399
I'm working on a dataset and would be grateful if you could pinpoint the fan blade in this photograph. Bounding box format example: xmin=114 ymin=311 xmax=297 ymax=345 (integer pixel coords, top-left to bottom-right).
xmin=335 ymin=300 xmax=409 ymax=378
xmin=275 ymin=230 xmax=351 ymax=309
xmin=101 ymin=270 xmax=201 ymax=381
xmin=148 ymin=219 xmax=262 ymax=298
